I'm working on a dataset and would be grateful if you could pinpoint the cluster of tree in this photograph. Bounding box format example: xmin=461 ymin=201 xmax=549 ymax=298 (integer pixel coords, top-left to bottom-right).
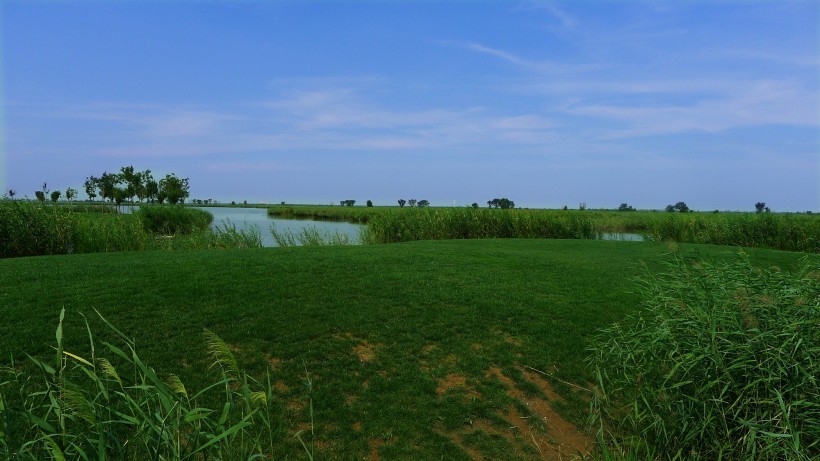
xmin=755 ymin=202 xmax=771 ymax=213
xmin=618 ymin=203 xmax=637 ymax=212
xmin=84 ymin=166 xmax=190 ymax=206
xmin=28 ymin=183 xmax=77 ymax=205
xmin=665 ymin=202 xmax=690 ymax=213
xmin=487 ymin=198 xmax=515 ymax=209
xmin=397 ymin=199 xmax=429 ymax=207
xmin=340 ymin=200 xmax=356 ymax=207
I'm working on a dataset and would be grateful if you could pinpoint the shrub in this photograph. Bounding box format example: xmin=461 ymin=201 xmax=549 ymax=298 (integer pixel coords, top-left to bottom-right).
xmin=588 ymin=253 xmax=820 ymax=460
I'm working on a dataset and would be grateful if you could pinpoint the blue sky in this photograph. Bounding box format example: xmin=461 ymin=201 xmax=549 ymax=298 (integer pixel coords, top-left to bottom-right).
xmin=2 ymin=1 xmax=818 ymax=211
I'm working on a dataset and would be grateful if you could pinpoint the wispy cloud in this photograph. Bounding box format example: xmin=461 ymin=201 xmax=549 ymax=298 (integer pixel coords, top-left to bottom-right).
xmin=513 ymin=1 xmax=577 ymax=31
xmin=565 ymin=80 xmax=819 ymax=138
xmin=541 ymin=2 xmax=577 ymax=30
xmin=462 ymin=42 xmax=589 ymax=73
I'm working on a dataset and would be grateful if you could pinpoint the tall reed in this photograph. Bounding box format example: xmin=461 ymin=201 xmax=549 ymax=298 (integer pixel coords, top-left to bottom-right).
xmin=645 ymin=213 xmax=818 ymax=253
xmin=270 ymin=224 xmax=355 ymax=247
xmin=363 ymin=208 xmax=600 ymax=243
xmin=0 ymin=200 xmax=77 ymax=257
xmin=73 ymin=212 xmax=149 ymax=253
xmin=588 ymin=252 xmax=820 ymax=460
xmin=268 ymin=205 xmax=376 ymax=223
xmin=135 ymin=205 xmax=214 ymax=235
xmin=151 ymin=220 xmax=264 ymax=250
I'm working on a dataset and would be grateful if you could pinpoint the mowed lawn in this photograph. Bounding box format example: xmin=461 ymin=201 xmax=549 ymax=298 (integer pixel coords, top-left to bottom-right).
xmin=0 ymin=240 xmax=812 ymax=459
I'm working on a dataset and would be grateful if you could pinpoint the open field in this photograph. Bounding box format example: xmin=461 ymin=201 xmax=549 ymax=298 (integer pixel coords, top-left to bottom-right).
xmin=1 ymin=239 xmax=814 ymax=459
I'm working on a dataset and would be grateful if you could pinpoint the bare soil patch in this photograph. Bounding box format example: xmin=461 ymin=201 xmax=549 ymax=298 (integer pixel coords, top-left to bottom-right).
xmin=497 ymin=367 xmax=591 ymax=459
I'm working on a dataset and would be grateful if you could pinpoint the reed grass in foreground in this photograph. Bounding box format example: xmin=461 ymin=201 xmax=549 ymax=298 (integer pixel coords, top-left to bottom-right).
xmin=0 ymin=308 xmax=312 ymax=460
xmin=589 ymin=253 xmax=819 ymax=460
xmin=1 ymin=240 xmax=813 ymax=459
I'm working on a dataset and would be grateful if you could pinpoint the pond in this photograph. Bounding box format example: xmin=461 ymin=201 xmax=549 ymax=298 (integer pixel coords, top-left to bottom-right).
xmin=199 ymin=207 xmax=363 ymax=247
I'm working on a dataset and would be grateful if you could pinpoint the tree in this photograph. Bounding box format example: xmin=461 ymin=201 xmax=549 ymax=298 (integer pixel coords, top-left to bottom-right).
xmin=417 ymin=199 xmax=430 ymax=208
xmin=98 ymin=172 xmax=117 ymax=204
xmin=65 ymin=187 xmax=77 ymax=204
xmin=159 ymin=174 xmax=190 ymax=205
xmin=36 ymin=182 xmax=49 ymax=203
xmin=113 ymin=187 xmax=126 ymax=208
xmin=618 ymin=203 xmax=636 ymax=212
xmin=84 ymin=176 xmax=98 ymax=202
xmin=665 ymin=204 xmax=676 ymax=213
xmin=674 ymin=202 xmax=690 ymax=213
xmin=366 ymin=200 xmax=373 ymax=207
xmin=119 ymin=165 xmax=138 ymax=203
xmin=471 ymin=203 xmax=479 ymax=209
xmin=408 ymin=199 xmax=417 ymax=207
xmin=755 ymin=202 xmax=766 ymax=213
xmin=145 ymin=179 xmax=159 ymax=203
xmin=134 ymin=169 xmax=152 ymax=203
xmin=50 ymin=190 xmax=61 ymax=204
xmin=579 ymin=202 xmax=587 ymax=211
xmin=7 ymin=189 xmax=15 ymax=200
xmin=498 ymin=198 xmax=515 ymax=209
xmin=488 ymin=199 xmax=499 ymax=208
xmin=398 ymin=199 xmax=406 ymax=208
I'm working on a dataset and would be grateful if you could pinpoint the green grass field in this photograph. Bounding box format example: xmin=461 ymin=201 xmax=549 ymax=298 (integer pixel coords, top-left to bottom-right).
xmin=1 ymin=239 xmax=813 ymax=459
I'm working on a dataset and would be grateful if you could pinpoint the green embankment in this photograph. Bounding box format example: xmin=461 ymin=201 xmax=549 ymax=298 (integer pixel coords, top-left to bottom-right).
xmin=1 ymin=240 xmax=813 ymax=459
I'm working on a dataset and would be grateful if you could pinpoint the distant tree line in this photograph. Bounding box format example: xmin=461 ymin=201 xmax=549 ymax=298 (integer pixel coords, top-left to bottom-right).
xmin=397 ymin=199 xmax=429 ymax=207
xmin=665 ymin=202 xmax=690 ymax=213
xmin=84 ymin=166 xmax=190 ymax=206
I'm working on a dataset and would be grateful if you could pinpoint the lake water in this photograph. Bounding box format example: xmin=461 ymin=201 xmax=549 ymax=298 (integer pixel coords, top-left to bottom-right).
xmin=200 ymin=207 xmax=363 ymax=247
xmin=600 ymin=232 xmax=645 ymax=241
xmin=123 ymin=205 xmax=643 ymax=245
